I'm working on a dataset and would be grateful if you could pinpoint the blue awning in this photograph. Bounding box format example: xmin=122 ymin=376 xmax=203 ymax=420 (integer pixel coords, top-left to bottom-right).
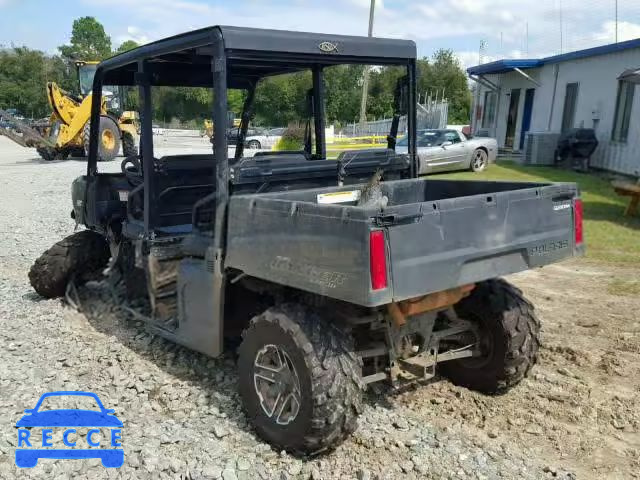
xmin=467 ymin=59 xmax=542 ymax=76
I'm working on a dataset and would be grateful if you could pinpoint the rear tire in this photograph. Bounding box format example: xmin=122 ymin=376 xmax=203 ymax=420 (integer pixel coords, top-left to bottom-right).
xmin=238 ymin=303 xmax=364 ymax=455
xmin=83 ymin=116 xmax=121 ymax=162
xmin=29 ymin=230 xmax=110 ymax=298
xmin=439 ymin=279 xmax=540 ymax=393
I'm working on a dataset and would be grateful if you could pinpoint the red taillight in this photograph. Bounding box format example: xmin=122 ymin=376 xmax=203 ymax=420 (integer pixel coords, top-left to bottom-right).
xmin=574 ymin=199 xmax=584 ymax=245
xmin=369 ymin=230 xmax=388 ymax=290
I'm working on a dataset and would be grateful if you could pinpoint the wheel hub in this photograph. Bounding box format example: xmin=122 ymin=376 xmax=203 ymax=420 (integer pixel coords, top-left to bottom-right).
xmin=253 ymin=344 xmax=301 ymax=425
xmin=102 ymin=130 xmax=116 ymax=150
xmin=473 ymin=151 xmax=486 ymax=170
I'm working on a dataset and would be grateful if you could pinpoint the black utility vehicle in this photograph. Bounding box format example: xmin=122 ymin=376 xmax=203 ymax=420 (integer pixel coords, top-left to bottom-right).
xmin=29 ymin=26 xmax=585 ymax=454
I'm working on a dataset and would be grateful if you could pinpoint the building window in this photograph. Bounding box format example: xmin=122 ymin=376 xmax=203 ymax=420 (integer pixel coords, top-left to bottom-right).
xmin=612 ymin=80 xmax=635 ymax=143
xmin=481 ymin=91 xmax=496 ymax=129
xmin=561 ymin=83 xmax=579 ymax=132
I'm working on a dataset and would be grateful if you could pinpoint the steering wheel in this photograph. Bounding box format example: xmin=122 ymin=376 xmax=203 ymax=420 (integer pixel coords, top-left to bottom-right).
xmin=121 ymin=155 xmax=142 ymax=186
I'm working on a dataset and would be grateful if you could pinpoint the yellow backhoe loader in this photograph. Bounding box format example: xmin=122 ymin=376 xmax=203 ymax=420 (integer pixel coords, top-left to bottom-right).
xmin=0 ymin=61 xmax=138 ymax=161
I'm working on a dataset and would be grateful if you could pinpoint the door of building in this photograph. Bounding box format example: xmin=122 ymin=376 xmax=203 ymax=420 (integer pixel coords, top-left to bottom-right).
xmin=504 ymin=88 xmax=521 ymax=149
xmin=561 ymin=83 xmax=579 ymax=132
xmin=519 ymin=88 xmax=535 ymax=150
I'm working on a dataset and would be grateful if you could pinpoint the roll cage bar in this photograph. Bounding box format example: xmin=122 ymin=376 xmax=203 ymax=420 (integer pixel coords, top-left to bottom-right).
xmin=86 ymin=26 xmax=418 ymax=238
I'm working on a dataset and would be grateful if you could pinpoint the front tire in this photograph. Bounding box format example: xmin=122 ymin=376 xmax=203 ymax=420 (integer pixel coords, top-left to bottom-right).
xmin=84 ymin=116 xmax=121 ymax=162
xmin=238 ymin=304 xmax=364 ymax=455
xmin=470 ymin=148 xmax=488 ymax=172
xmin=122 ymin=132 xmax=138 ymax=157
xmin=29 ymin=230 xmax=110 ymax=298
xmin=439 ymin=279 xmax=540 ymax=393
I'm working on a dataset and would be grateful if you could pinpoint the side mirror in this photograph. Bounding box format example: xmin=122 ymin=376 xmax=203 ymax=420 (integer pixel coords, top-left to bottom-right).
xmin=441 ymin=141 xmax=453 ymax=148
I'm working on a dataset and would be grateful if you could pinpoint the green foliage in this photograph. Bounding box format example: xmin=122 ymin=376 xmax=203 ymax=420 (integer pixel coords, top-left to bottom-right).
xmin=253 ymin=72 xmax=311 ymax=126
xmin=3 ymin=15 xmax=472 ymax=129
xmin=115 ymin=40 xmax=139 ymax=55
xmin=0 ymin=47 xmax=73 ymax=118
xmin=58 ymin=16 xmax=112 ymax=60
xmin=274 ymin=125 xmax=305 ymax=151
xmin=417 ymin=49 xmax=471 ymax=124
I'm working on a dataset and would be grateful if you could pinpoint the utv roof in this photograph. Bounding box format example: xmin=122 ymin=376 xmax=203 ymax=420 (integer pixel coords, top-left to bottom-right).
xmin=100 ymin=26 xmax=417 ymax=89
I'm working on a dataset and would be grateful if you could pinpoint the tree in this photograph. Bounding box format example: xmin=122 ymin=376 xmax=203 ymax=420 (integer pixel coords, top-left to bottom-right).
xmin=59 ymin=17 xmax=112 ymax=61
xmin=115 ymin=40 xmax=139 ymax=55
xmin=417 ymin=50 xmax=471 ymax=124
xmin=0 ymin=47 xmax=72 ymax=118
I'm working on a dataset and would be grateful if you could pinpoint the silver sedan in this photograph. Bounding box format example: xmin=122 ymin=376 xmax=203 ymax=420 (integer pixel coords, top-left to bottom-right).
xmin=397 ymin=129 xmax=497 ymax=174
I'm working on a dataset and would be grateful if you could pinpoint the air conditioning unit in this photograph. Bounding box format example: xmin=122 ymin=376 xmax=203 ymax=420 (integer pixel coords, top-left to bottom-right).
xmin=523 ymin=132 xmax=560 ymax=165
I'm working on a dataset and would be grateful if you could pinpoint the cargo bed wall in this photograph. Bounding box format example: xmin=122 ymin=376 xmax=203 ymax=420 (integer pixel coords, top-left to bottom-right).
xmin=225 ymin=195 xmax=388 ymax=306
xmin=385 ymin=181 xmax=580 ymax=301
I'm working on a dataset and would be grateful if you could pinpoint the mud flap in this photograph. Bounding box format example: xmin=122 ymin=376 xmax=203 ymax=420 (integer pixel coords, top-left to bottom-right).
xmin=176 ymin=257 xmax=223 ymax=357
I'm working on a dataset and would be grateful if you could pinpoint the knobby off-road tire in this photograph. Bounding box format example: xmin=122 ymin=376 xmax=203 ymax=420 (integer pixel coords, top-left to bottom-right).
xmin=122 ymin=132 xmax=138 ymax=157
xmin=29 ymin=230 xmax=110 ymax=299
xmin=83 ymin=116 xmax=121 ymax=162
xmin=238 ymin=303 xmax=364 ymax=455
xmin=440 ymin=278 xmax=540 ymax=394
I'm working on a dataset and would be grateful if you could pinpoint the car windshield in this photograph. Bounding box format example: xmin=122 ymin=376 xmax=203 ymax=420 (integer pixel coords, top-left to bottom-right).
xmin=397 ymin=130 xmax=445 ymax=147
xmin=36 ymin=395 xmax=102 ymax=412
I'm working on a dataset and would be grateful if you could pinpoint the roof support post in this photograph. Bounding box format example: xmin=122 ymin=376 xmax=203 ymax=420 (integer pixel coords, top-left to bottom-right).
xmin=312 ymin=66 xmax=326 ymax=159
xmin=136 ymin=61 xmax=156 ymax=235
xmin=211 ymin=33 xmax=228 ymax=251
xmin=407 ymin=60 xmax=418 ymax=178
xmin=234 ymin=82 xmax=256 ymax=162
xmin=86 ymin=68 xmax=104 ymax=177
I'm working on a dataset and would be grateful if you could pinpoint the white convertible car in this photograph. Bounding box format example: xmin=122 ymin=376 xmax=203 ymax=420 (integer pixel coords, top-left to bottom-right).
xmin=396 ymin=129 xmax=497 ymax=174
xmin=244 ymin=127 xmax=285 ymax=149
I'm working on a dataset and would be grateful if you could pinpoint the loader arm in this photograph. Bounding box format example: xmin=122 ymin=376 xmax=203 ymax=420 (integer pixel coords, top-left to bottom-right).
xmin=47 ymin=82 xmax=104 ymax=148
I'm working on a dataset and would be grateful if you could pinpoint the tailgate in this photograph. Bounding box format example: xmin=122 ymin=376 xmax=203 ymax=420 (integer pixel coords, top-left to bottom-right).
xmin=385 ymin=183 xmax=582 ymax=301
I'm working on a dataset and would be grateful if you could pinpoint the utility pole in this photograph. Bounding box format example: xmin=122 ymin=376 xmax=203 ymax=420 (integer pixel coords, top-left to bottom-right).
xmin=615 ymin=0 xmax=618 ymax=43
xmin=359 ymin=0 xmax=375 ymax=130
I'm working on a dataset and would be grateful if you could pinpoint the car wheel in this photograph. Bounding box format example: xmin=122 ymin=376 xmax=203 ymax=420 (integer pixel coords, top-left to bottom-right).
xmin=471 ymin=148 xmax=488 ymax=172
xmin=248 ymin=140 xmax=261 ymax=149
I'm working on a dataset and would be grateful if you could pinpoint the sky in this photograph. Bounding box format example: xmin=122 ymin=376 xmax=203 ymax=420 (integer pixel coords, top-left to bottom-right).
xmin=1 ymin=0 xmax=639 ymax=71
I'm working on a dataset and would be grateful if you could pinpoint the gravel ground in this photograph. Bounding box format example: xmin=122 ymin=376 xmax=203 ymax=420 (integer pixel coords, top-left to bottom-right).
xmin=0 ymin=136 xmax=638 ymax=479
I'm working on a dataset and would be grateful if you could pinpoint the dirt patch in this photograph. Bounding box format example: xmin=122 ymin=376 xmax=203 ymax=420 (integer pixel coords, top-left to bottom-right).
xmin=389 ymin=259 xmax=640 ymax=479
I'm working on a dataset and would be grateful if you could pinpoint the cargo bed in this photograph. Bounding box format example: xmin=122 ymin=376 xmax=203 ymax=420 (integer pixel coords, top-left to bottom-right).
xmin=226 ymin=178 xmax=583 ymax=307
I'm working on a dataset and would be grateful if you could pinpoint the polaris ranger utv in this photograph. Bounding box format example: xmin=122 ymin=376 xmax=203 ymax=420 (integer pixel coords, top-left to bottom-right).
xmin=29 ymin=26 xmax=585 ymax=455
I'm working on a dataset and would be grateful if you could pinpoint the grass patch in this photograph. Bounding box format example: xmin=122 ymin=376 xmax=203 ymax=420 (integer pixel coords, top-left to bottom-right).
xmin=607 ymin=279 xmax=640 ymax=296
xmin=439 ymin=161 xmax=640 ymax=265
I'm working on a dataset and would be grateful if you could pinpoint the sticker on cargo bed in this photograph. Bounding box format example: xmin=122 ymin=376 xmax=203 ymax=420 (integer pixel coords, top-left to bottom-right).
xmin=553 ymin=201 xmax=571 ymax=211
xmin=15 ymin=391 xmax=123 ymax=468
xmin=316 ymin=190 xmax=361 ymax=204
xmin=270 ymin=256 xmax=347 ymax=288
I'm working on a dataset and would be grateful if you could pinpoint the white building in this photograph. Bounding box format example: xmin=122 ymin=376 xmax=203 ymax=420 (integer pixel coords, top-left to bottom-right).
xmin=467 ymin=38 xmax=640 ymax=176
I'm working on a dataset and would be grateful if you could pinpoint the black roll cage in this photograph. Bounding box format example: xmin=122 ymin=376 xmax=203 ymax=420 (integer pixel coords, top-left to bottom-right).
xmin=86 ymin=26 xmax=418 ymax=239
